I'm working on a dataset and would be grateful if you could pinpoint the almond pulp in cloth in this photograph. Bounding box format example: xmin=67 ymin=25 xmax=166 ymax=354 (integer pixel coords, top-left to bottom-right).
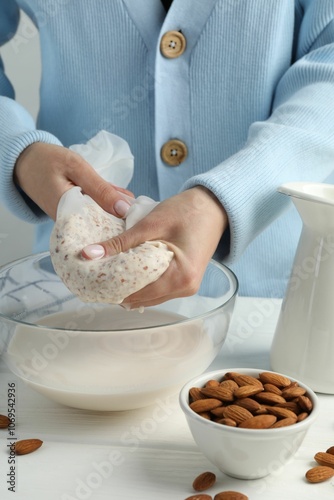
xmin=50 ymin=195 xmax=173 ymax=304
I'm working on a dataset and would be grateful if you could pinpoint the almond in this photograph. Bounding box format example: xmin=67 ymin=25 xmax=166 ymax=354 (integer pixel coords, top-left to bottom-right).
xmin=296 ymin=412 xmax=309 ymax=422
xmin=266 ymin=407 xmax=298 ymax=420
xmin=198 ymin=412 xmax=212 ymax=420
xmin=314 ymin=452 xmax=334 ymax=469
xmin=223 ymin=372 xmax=241 ymax=380
xmin=305 ymin=466 xmax=334 ymax=483
xmin=263 ymin=383 xmax=282 ymax=396
xmin=192 ymin=471 xmax=216 ymax=492
xmin=234 ymin=397 xmax=262 ymax=413
xmin=232 ymin=375 xmax=263 ymax=388
xmin=220 ymin=380 xmax=239 ymax=391
xmin=297 ymin=395 xmax=313 ymax=412
xmin=201 ymin=386 xmax=235 ymax=402
xmin=254 ymin=405 xmax=269 ymax=415
xmin=285 ymin=381 xmax=298 ymax=388
xmin=189 ymin=387 xmax=204 ymax=402
xmin=255 ymin=392 xmax=286 ymax=405
xmin=190 ymin=399 xmax=222 ymax=413
xmin=234 ymin=385 xmax=264 ymax=399
xmin=326 ymin=446 xmax=334 ymax=456
xmin=205 ymin=379 xmax=220 ymax=388
xmin=258 ymin=372 xmax=291 ymax=387
xmin=0 ymin=414 xmax=10 ymax=429
xmin=238 ymin=414 xmax=277 ymax=429
xmin=221 ymin=405 xmax=253 ymax=424
xmin=214 ymin=491 xmax=248 ymax=500
xmin=270 ymin=417 xmax=297 ymax=428
xmin=14 ymin=439 xmax=43 ymax=455
xmin=215 ymin=418 xmax=237 ymax=427
xmin=211 ymin=407 xmax=228 ymax=418
xmin=281 ymin=386 xmax=306 ymax=399
xmin=274 ymin=401 xmax=301 ymax=414
xmin=185 ymin=495 xmax=213 ymax=500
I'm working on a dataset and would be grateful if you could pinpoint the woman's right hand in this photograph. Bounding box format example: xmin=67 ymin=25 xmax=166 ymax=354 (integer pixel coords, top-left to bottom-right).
xmin=14 ymin=142 xmax=134 ymax=220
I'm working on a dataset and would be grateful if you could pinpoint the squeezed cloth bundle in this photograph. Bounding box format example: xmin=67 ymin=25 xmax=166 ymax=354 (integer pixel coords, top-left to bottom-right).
xmin=50 ymin=131 xmax=174 ymax=303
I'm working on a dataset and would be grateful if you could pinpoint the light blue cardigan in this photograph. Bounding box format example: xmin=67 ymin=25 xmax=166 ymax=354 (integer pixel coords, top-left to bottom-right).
xmin=1 ymin=0 xmax=334 ymax=297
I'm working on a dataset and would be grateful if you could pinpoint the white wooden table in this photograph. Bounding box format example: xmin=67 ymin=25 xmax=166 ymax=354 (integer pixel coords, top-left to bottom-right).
xmin=1 ymin=297 xmax=333 ymax=499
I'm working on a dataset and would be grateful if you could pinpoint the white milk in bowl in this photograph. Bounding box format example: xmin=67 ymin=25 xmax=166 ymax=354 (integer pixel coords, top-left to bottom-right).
xmin=6 ymin=305 xmax=215 ymax=411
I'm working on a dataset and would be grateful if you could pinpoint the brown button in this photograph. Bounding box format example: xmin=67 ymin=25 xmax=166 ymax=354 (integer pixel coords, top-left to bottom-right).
xmin=161 ymin=139 xmax=188 ymax=166
xmin=160 ymin=31 xmax=186 ymax=58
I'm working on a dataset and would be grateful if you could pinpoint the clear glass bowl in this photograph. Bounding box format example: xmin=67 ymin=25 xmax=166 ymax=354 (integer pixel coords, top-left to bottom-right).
xmin=0 ymin=253 xmax=237 ymax=411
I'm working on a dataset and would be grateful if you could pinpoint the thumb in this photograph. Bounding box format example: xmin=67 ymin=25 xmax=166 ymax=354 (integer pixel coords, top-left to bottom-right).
xmin=81 ymin=225 xmax=142 ymax=260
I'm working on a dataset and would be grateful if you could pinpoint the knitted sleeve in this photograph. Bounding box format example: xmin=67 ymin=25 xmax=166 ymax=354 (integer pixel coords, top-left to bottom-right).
xmin=0 ymin=1 xmax=62 ymax=223
xmin=183 ymin=0 xmax=334 ymax=263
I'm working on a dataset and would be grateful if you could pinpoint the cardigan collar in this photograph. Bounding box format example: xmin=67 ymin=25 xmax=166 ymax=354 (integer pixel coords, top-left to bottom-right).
xmin=122 ymin=0 xmax=219 ymax=63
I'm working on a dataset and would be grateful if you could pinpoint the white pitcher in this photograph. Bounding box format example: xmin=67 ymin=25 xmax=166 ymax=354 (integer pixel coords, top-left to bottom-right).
xmin=270 ymin=182 xmax=334 ymax=393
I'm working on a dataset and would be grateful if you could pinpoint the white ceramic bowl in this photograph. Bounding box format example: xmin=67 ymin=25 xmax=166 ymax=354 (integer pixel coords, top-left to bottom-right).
xmin=0 ymin=253 xmax=237 ymax=411
xmin=179 ymin=368 xmax=319 ymax=479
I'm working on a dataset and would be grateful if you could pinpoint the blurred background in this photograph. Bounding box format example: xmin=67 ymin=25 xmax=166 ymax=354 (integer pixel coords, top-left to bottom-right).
xmin=0 ymin=11 xmax=41 ymax=266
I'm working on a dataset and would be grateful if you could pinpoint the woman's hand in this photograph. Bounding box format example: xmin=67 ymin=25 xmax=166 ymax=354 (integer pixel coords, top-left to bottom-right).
xmin=14 ymin=142 xmax=134 ymax=220
xmin=83 ymin=186 xmax=228 ymax=307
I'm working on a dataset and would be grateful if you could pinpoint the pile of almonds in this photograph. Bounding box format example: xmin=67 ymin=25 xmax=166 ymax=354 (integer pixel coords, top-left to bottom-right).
xmin=188 ymin=371 xmax=313 ymax=428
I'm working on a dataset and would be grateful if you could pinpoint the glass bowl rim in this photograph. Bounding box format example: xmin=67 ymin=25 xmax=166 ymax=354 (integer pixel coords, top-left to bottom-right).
xmin=0 ymin=252 xmax=238 ymax=333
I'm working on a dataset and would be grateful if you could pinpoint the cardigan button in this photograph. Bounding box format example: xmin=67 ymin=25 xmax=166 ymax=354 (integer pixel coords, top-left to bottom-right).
xmin=160 ymin=30 xmax=186 ymax=58
xmin=161 ymin=139 xmax=188 ymax=166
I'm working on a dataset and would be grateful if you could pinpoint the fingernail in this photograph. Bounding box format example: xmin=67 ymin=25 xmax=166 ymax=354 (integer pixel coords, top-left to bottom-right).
xmin=114 ymin=199 xmax=131 ymax=217
xmin=120 ymin=303 xmax=131 ymax=311
xmin=82 ymin=244 xmax=105 ymax=260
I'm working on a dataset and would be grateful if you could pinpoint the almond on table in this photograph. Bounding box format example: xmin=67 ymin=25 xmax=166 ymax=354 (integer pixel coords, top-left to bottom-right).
xmin=314 ymin=451 xmax=334 ymax=468
xmin=304 ymin=446 xmax=334 ymax=484
xmin=192 ymin=471 xmax=216 ymax=492
xmin=185 ymin=495 xmax=212 ymax=500
xmin=213 ymin=492 xmax=248 ymax=500
xmin=305 ymin=466 xmax=334 ymax=483
xmin=14 ymin=439 xmax=43 ymax=455
xmin=0 ymin=414 xmax=10 ymax=428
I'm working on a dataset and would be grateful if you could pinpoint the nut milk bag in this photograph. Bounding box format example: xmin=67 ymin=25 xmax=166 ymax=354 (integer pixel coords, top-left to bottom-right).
xmin=50 ymin=131 xmax=173 ymax=303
